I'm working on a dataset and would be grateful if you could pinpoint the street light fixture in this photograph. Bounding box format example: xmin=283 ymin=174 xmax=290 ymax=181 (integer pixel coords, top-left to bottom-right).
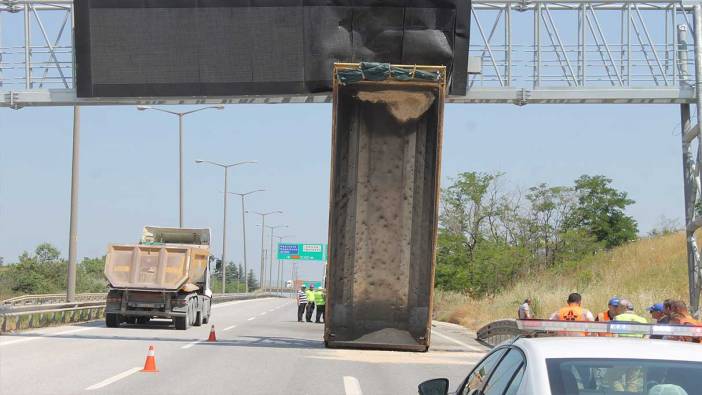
xmin=137 ymin=105 xmax=224 ymax=227
xmin=196 ymin=160 xmax=257 ymax=294
xmin=228 ymin=189 xmax=265 ymax=293
xmin=247 ymin=210 xmax=283 ymax=291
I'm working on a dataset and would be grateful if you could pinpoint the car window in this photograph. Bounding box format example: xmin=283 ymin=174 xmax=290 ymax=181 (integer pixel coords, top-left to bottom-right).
xmin=546 ymin=358 xmax=702 ymax=395
xmin=504 ymin=364 xmax=525 ymax=395
xmin=483 ymin=349 xmax=525 ymax=395
xmin=461 ymin=348 xmax=508 ymax=395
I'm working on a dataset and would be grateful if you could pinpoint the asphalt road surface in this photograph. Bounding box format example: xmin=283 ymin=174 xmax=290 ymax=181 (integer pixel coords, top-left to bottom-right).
xmin=0 ymin=297 xmax=487 ymax=395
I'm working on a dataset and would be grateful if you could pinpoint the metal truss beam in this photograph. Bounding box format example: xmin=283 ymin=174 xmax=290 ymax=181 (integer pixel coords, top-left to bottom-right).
xmin=0 ymin=0 xmax=699 ymax=107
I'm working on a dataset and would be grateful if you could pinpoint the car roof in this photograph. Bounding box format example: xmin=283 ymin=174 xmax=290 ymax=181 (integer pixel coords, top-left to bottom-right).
xmin=512 ymin=337 xmax=702 ymax=362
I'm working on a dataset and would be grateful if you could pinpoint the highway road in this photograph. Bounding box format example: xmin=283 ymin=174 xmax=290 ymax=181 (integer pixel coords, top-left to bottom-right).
xmin=0 ymin=297 xmax=487 ymax=395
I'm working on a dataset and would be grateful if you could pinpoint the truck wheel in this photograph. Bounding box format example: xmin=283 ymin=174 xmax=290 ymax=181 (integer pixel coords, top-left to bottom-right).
xmin=126 ymin=316 xmax=137 ymax=325
xmin=175 ymin=315 xmax=189 ymax=330
xmin=203 ymin=309 xmax=210 ymax=324
xmin=106 ymin=313 xmax=120 ymax=328
xmin=137 ymin=317 xmax=150 ymax=325
xmin=194 ymin=311 xmax=203 ymax=327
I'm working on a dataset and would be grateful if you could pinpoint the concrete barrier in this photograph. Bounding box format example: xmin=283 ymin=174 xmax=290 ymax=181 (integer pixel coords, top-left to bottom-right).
xmin=0 ymin=292 xmax=282 ymax=333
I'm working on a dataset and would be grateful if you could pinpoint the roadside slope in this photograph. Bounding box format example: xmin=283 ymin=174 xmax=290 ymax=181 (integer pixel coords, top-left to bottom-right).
xmin=435 ymin=232 xmax=689 ymax=329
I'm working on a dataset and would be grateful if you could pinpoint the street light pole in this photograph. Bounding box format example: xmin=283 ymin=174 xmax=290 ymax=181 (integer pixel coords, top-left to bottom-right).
xmin=274 ymin=235 xmax=294 ymax=293
xmin=228 ymin=190 xmax=265 ymax=293
xmin=66 ymin=105 xmax=80 ymax=302
xmin=266 ymin=225 xmax=288 ymax=292
xmin=196 ymin=159 xmax=256 ymax=293
xmin=248 ymin=211 xmax=282 ymax=290
xmin=137 ymin=105 xmax=224 ymax=227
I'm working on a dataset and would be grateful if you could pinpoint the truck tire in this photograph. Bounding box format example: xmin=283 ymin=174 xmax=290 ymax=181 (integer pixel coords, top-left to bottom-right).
xmin=136 ymin=317 xmax=150 ymax=325
xmin=203 ymin=307 xmax=211 ymax=324
xmin=175 ymin=315 xmax=189 ymax=330
xmin=194 ymin=311 xmax=203 ymax=327
xmin=106 ymin=313 xmax=120 ymax=328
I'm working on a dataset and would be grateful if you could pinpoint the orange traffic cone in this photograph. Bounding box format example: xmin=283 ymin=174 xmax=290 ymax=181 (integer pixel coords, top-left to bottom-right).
xmin=207 ymin=325 xmax=217 ymax=342
xmin=141 ymin=345 xmax=158 ymax=372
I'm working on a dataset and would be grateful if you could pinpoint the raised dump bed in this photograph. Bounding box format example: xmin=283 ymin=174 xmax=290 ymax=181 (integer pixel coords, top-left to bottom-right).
xmin=325 ymin=63 xmax=445 ymax=352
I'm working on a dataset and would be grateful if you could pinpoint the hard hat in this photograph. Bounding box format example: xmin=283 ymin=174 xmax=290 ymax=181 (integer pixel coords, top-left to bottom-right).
xmin=648 ymin=303 xmax=665 ymax=313
xmin=608 ymin=297 xmax=621 ymax=307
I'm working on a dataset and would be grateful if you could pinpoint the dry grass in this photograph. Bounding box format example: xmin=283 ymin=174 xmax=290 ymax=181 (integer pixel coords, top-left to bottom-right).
xmin=434 ymin=232 xmax=690 ymax=330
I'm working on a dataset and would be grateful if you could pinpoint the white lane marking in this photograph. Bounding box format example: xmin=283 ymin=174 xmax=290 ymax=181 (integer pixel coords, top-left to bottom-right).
xmin=223 ymin=325 xmax=237 ymax=331
xmin=0 ymin=326 xmax=96 ymax=347
xmin=268 ymin=309 xmax=275 ymax=312
xmin=247 ymin=317 xmax=255 ymax=321
xmin=343 ymin=376 xmax=363 ymax=395
xmin=181 ymin=340 xmax=203 ymax=349
xmin=211 ymin=297 xmax=273 ymax=310
xmin=431 ymin=330 xmax=482 ymax=352
xmin=259 ymin=312 xmax=267 ymax=316
xmin=85 ymin=367 xmax=140 ymax=391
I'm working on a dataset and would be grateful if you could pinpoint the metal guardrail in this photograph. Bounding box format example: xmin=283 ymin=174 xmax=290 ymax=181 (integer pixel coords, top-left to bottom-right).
xmin=1 ymin=293 xmax=107 ymax=306
xmin=0 ymin=292 xmax=282 ymax=333
xmin=476 ymin=319 xmax=520 ymax=348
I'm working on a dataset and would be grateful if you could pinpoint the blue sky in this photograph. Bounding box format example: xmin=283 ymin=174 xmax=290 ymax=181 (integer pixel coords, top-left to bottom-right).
xmin=0 ymin=102 xmax=685 ymax=282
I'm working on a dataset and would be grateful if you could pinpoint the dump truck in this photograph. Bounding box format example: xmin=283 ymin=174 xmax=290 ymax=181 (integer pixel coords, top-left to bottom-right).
xmin=324 ymin=63 xmax=446 ymax=351
xmin=104 ymin=226 xmax=213 ymax=330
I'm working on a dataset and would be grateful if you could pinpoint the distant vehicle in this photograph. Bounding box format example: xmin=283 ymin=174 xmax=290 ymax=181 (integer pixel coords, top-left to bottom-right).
xmin=419 ymin=321 xmax=702 ymax=395
xmin=103 ymin=226 xmax=213 ymax=330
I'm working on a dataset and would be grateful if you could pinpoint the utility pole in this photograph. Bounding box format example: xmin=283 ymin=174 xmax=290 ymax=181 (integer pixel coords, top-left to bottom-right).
xmin=196 ymin=160 xmax=256 ymax=293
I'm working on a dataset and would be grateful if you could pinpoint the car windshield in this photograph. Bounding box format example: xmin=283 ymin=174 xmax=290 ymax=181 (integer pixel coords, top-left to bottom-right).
xmin=546 ymin=358 xmax=702 ymax=395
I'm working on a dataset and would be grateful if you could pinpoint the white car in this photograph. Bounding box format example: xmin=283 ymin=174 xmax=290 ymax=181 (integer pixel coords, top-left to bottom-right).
xmin=419 ymin=335 xmax=702 ymax=395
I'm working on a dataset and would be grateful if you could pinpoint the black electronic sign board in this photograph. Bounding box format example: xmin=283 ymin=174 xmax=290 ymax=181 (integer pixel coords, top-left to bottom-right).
xmin=74 ymin=0 xmax=470 ymax=98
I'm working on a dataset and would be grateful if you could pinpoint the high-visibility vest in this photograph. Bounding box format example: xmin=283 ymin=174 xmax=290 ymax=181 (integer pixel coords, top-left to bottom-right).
xmin=614 ymin=312 xmax=648 ymax=338
xmin=305 ymin=290 xmax=315 ymax=303
xmin=596 ymin=311 xmax=615 ymax=337
xmin=558 ymin=304 xmax=587 ymax=321
xmin=596 ymin=311 xmax=614 ymax=322
xmin=677 ymin=316 xmax=702 ymax=343
xmin=314 ymin=290 xmax=325 ymax=306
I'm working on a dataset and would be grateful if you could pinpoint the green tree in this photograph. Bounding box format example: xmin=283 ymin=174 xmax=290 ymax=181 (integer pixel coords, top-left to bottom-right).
xmin=247 ymin=269 xmax=259 ymax=291
xmin=565 ymin=175 xmax=638 ymax=248
xmin=440 ymin=172 xmax=504 ymax=254
xmin=526 ymin=184 xmax=577 ymax=267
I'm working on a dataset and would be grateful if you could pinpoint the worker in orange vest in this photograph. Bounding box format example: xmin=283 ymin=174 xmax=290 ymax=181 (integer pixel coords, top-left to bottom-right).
xmin=550 ymin=293 xmax=595 ymax=322
xmin=596 ymin=297 xmax=620 ymax=322
xmin=549 ymin=293 xmax=595 ymax=337
xmin=667 ymin=300 xmax=702 ymax=343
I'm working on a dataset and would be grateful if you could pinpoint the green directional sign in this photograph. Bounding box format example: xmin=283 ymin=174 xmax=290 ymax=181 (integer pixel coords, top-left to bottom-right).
xmin=277 ymin=243 xmax=327 ymax=261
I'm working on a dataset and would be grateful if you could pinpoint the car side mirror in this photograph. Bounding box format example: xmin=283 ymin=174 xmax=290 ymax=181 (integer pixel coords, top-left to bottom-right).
xmin=418 ymin=378 xmax=450 ymax=395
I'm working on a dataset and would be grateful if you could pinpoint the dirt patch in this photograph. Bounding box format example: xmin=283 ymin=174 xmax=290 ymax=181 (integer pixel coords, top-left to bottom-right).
xmin=355 ymin=328 xmax=419 ymax=345
xmin=356 ymin=90 xmax=436 ymax=123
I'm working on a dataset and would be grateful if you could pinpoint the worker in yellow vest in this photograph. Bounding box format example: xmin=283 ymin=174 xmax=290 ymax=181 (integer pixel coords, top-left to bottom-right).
xmin=314 ymin=288 xmax=326 ymax=323
xmin=612 ymin=299 xmax=648 ymax=338
xmin=305 ymin=285 xmax=316 ymax=323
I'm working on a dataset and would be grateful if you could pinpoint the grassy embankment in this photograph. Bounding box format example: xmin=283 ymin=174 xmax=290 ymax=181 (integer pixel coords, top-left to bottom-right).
xmin=434 ymin=232 xmax=689 ymax=330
